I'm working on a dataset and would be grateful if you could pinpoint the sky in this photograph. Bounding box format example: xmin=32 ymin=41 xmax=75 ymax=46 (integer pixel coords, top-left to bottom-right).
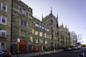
xmin=21 ymin=0 xmax=86 ymax=44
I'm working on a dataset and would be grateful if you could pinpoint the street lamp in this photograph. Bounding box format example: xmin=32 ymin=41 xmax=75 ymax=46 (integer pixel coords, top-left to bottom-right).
xmin=17 ymin=38 xmax=20 ymax=57
xmin=17 ymin=38 xmax=20 ymax=43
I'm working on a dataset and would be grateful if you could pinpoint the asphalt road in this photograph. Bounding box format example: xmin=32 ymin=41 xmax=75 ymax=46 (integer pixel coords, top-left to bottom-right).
xmin=32 ymin=47 xmax=86 ymax=57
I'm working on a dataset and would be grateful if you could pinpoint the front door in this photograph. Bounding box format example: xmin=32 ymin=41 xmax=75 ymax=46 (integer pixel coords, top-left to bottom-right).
xmin=0 ymin=42 xmax=6 ymax=50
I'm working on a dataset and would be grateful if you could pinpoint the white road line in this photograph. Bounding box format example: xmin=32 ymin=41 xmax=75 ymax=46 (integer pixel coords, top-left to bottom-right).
xmin=82 ymin=52 xmax=85 ymax=57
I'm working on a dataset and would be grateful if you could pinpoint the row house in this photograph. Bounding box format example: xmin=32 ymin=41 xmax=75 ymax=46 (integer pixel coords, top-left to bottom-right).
xmin=0 ymin=0 xmax=77 ymax=54
xmin=0 ymin=0 xmax=12 ymax=52
xmin=11 ymin=0 xmax=33 ymax=54
xmin=30 ymin=17 xmax=51 ymax=52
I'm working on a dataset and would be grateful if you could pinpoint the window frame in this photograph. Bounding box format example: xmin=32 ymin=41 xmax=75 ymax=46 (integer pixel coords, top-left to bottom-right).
xmin=0 ymin=30 xmax=7 ymax=37
xmin=21 ymin=20 xmax=27 ymax=27
xmin=1 ymin=2 xmax=7 ymax=12
xmin=0 ymin=16 xmax=7 ymax=25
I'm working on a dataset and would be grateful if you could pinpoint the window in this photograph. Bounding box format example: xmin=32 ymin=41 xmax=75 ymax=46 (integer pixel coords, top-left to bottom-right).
xmin=39 ymin=32 xmax=42 ymax=37
xmin=32 ymin=29 xmax=34 ymax=34
xmin=35 ymin=39 xmax=38 ymax=43
xmin=1 ymin=2 xmax=7 ymax=12
xmin=0 ymin=16 xmax=7 ymax=25
xmin=30 ymin=36 xmax=33 ymax=42
xmin=42 ymin=26 xmax=44 ymax=29
xmin=35 ymin=31 xmax=38 ymax=35
xmin=0 ymin=30 xmax=6 ymax=37
xmin=0 ymin=43 xmax=6 ymax=50
xmin=47 ymin=29 xmax=49 ymax=31
xmin=21 ymin=9 xmax=27 ymax=16
xmin=35 ymin=23 xmax=42 ymax=28
xmin=1 ymin=43 xmax=6 ymax=50
xmin=45 ymin=41 xmax=48 ymax=44
xmin=35 ymin=24 xmax=39 ymax=27
xmin=21 ymin=20 xmax=27 ymax=27
xmin=1 ymin=32 xmax=5 ymax=36
xmin=45 ymin=28 xmax=48 ymax=31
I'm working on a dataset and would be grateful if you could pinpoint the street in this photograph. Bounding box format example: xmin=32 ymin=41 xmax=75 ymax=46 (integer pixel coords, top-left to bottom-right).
xmin=33 ymin=48 xmax=86 ymax=57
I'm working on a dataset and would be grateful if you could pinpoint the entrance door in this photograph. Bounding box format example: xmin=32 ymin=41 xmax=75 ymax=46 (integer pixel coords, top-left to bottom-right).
xmin=0 ymin=42 xmax=6 ymax=50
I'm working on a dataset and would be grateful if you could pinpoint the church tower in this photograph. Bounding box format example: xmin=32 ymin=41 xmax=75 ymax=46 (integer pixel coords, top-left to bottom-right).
xmin=42 ymin=8 xmax=59 ymax=49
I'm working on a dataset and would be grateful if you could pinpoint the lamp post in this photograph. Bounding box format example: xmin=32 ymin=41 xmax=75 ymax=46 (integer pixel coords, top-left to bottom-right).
xmin=17 ymin=38 xmax=20 ymax=57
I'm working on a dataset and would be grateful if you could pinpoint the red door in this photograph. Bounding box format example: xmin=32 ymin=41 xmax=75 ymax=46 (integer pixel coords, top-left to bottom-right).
xmin=19 ymin=39 xmax=27 ymax=54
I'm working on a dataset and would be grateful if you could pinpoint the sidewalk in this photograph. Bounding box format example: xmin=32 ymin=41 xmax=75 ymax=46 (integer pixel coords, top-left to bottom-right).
xmin=12 ymin=49 xmax=63 ymax=57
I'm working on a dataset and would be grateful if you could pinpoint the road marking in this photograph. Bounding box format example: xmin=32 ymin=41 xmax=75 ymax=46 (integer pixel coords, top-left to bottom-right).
xmin=82 ymin=52 xmax=85 ymax=57
xmin=79 ymin=52 xmax=85 ymax=57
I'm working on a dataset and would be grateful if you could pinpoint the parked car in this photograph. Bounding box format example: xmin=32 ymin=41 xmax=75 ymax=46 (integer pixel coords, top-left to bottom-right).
xmin=4 ymin=51 xmax=11 ymax=57
xmin=0 ymin=50 xmax=5 ymax=57
xmin=0 ymin=49 xmax=11 ymax=57
xmin=72 ymin=46 xmax=81 ymax=50
xmin=64 ymin=47 xmax=72 ymax=51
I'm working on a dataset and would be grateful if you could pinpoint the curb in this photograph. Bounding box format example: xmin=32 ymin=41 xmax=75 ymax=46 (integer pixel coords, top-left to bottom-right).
xmin=12 ymin=49 xmax=63 ymax=57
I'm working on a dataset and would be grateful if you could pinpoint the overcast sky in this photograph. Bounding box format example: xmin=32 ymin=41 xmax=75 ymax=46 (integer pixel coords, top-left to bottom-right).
xmin=21 ymin=0 xmax=86 ymax=44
